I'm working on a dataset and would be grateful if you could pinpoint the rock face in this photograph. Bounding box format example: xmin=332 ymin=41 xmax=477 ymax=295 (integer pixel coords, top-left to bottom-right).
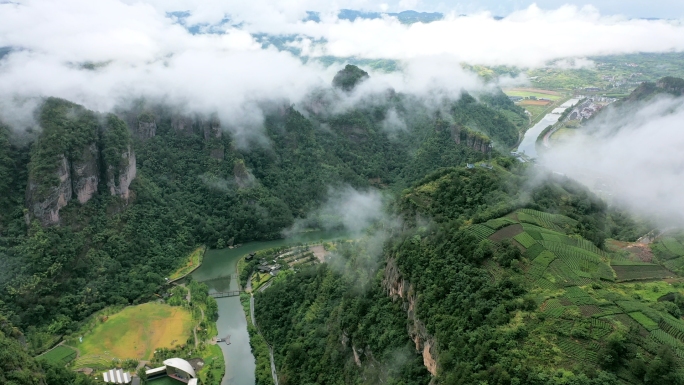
xmin=172 ymin=115 xmax=194 ymax=134
xmin=26 ymin=155 xmax=72 ymax=225
xmin=137 ymin=121 xmax=156 ymax=140
xmin=136 ymin=112 xmax=157 ymax=140
xmin=452 ymin=125 xmax=492 ymax=154
xmin=201 ymin=117 xmax=221 ymax=140
xmin=383 ymin=257 xmax=438 ymax=377
xmin=72 ymin=143 xmax=100 ymax=204
xmin=26 ymin=99 xmax=137 ymax=225
xmin=107 ymin=145 xmax=136 ymax=201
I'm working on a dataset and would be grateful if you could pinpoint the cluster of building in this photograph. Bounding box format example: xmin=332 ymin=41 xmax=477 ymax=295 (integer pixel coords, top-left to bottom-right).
xmin=565 ymin=96 xmax=616 ymax=121
xmin=101 ymin=358 xmax=199 ymax=385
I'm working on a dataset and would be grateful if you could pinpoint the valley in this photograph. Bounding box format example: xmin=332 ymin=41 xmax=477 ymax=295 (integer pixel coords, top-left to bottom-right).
xmin=0 ymin=55 xmax=683 ymax=385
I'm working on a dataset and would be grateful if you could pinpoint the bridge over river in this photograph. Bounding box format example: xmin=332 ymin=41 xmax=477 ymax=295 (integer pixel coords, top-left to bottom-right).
xmin=209 ymin=290 xmax=242 ymax=298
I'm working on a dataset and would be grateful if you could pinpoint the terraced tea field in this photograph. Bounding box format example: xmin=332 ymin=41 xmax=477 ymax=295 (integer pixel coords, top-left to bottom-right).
xmin=472 ymin=209 xmax=684 ymax=376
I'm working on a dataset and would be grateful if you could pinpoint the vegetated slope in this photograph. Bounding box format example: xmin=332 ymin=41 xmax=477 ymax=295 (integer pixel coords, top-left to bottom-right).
xmin=626 ymin=76 xmax=684 ymax=102
xmin=0 ymin=314 xmax=99 ymax=385
xmin=0 ymin=65 xmax=525 ymax=357
xmin=256 ymin=164 xmax=682 ymax=385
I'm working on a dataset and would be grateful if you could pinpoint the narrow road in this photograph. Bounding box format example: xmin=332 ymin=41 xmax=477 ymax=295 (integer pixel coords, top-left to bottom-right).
xmin=250 ymin=295 xmax=256 ymax=326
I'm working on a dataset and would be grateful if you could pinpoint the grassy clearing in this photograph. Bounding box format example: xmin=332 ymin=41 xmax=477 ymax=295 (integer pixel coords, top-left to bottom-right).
xmin=73 ymin=303 xmax=193 ymax=361
xmin=36 ymin=345 xmax=77 ymax=365
xmin=251 ymin=272 xmax=272 ymax=291
xmin=169 ymin=246 xmax=205 ymax=281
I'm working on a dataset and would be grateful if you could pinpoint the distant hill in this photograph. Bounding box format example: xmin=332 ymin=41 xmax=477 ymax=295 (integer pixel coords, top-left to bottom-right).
xmin=305 ymin=9 xmax=444 ymax=24
xmin=627 ymin=76 xmax=684 ymax=102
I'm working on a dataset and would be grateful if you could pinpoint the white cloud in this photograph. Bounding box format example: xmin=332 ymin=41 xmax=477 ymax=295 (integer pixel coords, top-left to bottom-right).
xmin=542 ymin=96 xmax=684 ymax=226
xmin=1 ymin=0 xmax=684 ymax=138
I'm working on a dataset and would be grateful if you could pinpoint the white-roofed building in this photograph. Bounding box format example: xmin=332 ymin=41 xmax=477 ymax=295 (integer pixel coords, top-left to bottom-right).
xmin=102 ymin=368 xmax=131 ymax=384
xmin=163 ymin=358 xmax=197 ymax=383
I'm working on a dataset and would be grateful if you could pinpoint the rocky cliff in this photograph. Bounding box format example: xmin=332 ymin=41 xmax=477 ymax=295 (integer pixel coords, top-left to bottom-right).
xmin=26 ymin=154 xmax=71 ymax=225
xmin=383 ymin=257 xmax=438 ymax=377
xmin=25 ymin=99 xmax=136 ymax=225
xmin=136 ymin=112 xmax=157 ymax=140
xmin=71 ymin=143 xmax=100 ymax=204
xmin=107 ymin=144 xmax=136 ymax=201
xmin=451 ymin=125 xmax=492 ymax=154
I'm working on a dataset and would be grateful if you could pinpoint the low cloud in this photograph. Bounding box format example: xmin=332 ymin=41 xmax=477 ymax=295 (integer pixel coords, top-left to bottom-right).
xmin=284 ymin=186 xmax=392 ymax=236
xmin=381 ymin=108 xmax=408 ymax=135
xmin=541 ymin=96 xmax=684 ymax=227
xmin=1 ymin=1 xmax=684 ymax=142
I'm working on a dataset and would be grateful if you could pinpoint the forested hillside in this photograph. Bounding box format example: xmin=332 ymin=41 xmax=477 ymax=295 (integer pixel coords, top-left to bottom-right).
xmin=255 ymin=163 xmax=682 ymax=385
xmin=0 ymin=66 xmax=525 ymax=363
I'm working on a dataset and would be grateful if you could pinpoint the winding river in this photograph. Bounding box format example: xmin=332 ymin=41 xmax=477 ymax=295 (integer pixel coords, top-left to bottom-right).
xmin=191 ymin=231 xmax=348 ymax=385
xmin=517 ymin=98 xmax=579 ymax=158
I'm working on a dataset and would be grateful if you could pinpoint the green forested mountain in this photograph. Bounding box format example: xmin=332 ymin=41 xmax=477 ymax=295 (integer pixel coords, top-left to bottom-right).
xmin=2 ymin=67 xmax=681 ymax=385
xmin=256 ymin=164 xmax=681 ymax=385
xmin=0 ymin=66 xmax=524 ymax=354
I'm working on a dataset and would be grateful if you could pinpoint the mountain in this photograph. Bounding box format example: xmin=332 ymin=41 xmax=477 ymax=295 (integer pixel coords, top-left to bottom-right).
xmin=0 ymin=65 xmax=525 ymax=358
xmin=256 ymin=165 xmax=683 ymax=385
xmin=25 ymin=98 xmax=136 ymax=225
xmin=626 ymin=76 xmax=684 ymax=102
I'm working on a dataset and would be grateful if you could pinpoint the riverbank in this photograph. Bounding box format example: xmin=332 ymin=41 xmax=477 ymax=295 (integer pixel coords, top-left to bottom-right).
xmin=516 ymin=98 xmax=580 ymax=158
xmin=168 ymin=246 xmax=206 ymax=283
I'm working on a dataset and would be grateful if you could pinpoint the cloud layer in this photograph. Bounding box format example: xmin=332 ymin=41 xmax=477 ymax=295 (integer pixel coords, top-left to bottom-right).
xmin=1 ymin=1 xmax=684 ymax=139
xmin=542 ymin=96 xmax=684 ymax=226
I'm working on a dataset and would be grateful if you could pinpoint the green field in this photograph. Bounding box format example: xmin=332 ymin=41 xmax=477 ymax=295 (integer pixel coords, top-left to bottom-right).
xmin=72 ymin=303 xmax=193 ymax=362
xmin=36 ymin=345 xmax=77 ymax=365
xmin=148 ymin=377 xmax=185 ymax=385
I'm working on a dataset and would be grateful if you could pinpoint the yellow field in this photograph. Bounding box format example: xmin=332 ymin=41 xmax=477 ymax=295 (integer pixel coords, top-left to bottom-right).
xmin=77 ymin=303 xmax=193 ymax=360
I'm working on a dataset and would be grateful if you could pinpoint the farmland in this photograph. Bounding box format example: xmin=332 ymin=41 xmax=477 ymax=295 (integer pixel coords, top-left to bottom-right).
xmin=70 ymin=303 xmax=193 ymax=363
xmin=471 ymin=208 xmax=684 ymax=379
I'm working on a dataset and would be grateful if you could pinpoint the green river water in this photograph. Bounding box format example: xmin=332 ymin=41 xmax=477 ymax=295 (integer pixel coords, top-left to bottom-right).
xmin=191 ymin=231 xmax=349 ymax=385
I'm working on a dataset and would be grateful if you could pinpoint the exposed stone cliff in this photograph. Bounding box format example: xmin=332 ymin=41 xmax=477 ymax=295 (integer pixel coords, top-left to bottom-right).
xmin=136 ymin=112 xmax=156 ymax=140
xmin=71 ymin=143 xmax=99 ymax=204
xmin=25 ymin=99 xmax=137 ymax=225
xmin=383 ymin=257 xmax=438 ymax=377
xmin=107 ymin=145 xmax=136 ymax=201
xmin=451 ymin=125 xmax=492 ymax=154
xmin=26 ymin=155 xmax=71 ymax=225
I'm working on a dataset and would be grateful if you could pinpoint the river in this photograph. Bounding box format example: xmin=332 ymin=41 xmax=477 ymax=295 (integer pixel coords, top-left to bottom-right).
xmin=517 ymin=98 xmax=579 ymax=158
xmin=191 ymin=230 xmax=349 ymax=385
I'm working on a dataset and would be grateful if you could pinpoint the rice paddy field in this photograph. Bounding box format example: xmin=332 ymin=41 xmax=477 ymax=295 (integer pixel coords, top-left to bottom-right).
xmin=467 ymin=209 xmax=684 ymax=379
xmin=72 ymin=303 xmax=193 ymax=364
